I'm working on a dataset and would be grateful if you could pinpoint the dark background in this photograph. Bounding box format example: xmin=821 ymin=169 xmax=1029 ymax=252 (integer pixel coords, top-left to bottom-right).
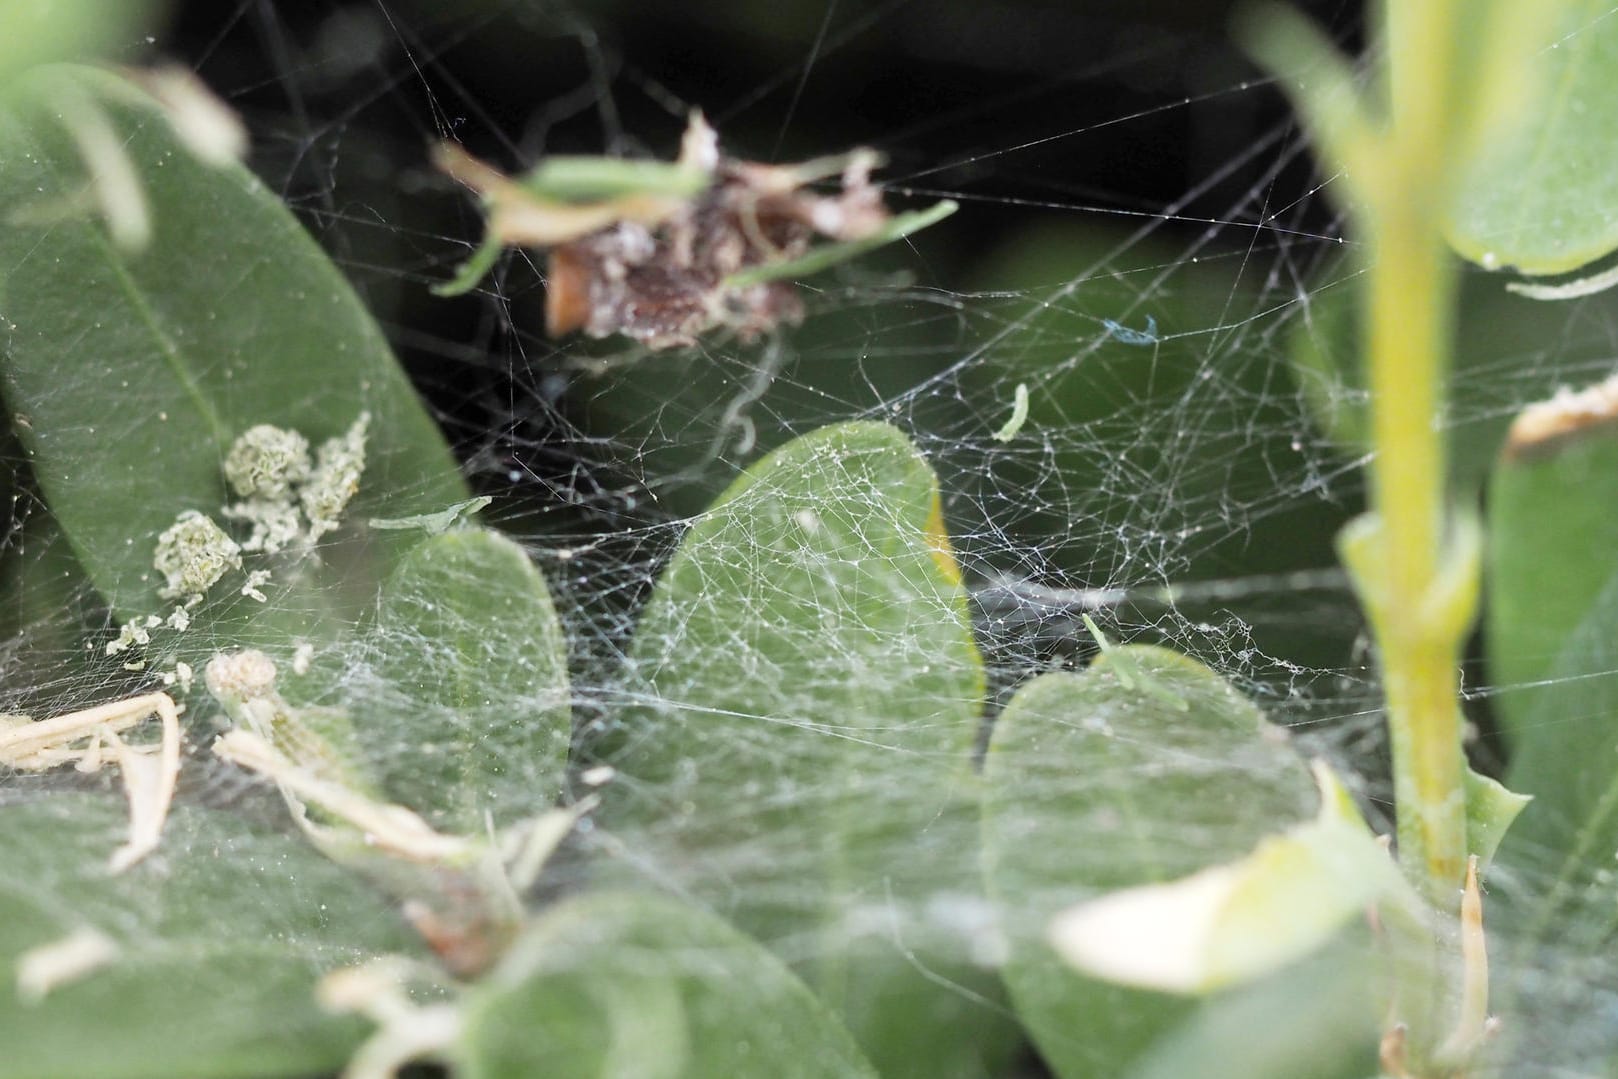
xmin=149 ymin=0 xmax=1361 ymax=474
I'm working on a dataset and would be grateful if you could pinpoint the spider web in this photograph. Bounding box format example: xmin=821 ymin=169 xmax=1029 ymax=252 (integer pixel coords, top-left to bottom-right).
xmin=5 ymin=1 xmax=1618 ymax=1075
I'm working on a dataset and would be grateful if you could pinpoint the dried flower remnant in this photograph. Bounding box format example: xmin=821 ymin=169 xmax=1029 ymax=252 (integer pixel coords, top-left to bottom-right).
xmin=302 ymin=412 xmax=370 ymax=542
xmin=219 ymin=414 xmax=370 ymax=551
xmin=121 ymin=64 xmax=249 ymax=168
xmin=435 ymin=112 xmax=957 ymax=349
xmin=0 ymin=692 xmax=182 ymax=872
xmin=224 ymin=423 xmax=311 ymax=502
xmin=105 ymin=615 xmax=159 ymax=657
xmin=153 ymin=510 xmax=242 ymax=600
xmin=15 ymin=927 xmax=122 ymax=1004
xmin=317 ymin=960 xmax=462 ymax=1078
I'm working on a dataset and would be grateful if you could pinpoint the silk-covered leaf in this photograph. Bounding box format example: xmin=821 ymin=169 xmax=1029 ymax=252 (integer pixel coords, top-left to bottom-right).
xmin=1122 ymin=944 xmax=1379 ymax=1079
xmin=981 ymin=647 xmax=1318 ymax=1077
xmin=454 ymin=891 xmax=879 ymax=1079
xmin=357 ymin=526 xmax=570 ymax=832
xmin=598 ymin=420 xmax=1017 ymax=1079
xmin=0 ymin=793 xmax=417 ymax=1079
xmin=1487 ymin=381 xmax=1618 ymax=742
xmin=1047 ymin=762 xmax=1407 ymax=995
xmin=0 ymin=65 xmax=465 ymax=659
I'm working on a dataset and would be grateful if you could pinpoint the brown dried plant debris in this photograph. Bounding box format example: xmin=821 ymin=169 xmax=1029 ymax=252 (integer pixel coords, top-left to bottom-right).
xmin=434 ymin=112 xmax=955 ymax=350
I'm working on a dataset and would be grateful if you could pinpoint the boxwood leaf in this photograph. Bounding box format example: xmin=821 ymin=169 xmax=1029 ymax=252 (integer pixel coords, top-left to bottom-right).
xmin=981 ymin=646 xmax=1318 ymax=1077
xmin=0 ymin=793 xmax=417 ymax=1079
xmin=1480 ymin=388 xmax=1618 ymax=1069
xmin=1499 ymin=564 xmax=1618 ymax=927
xmin=0 ymin=65 xmax=465 ymax=652
xmin=1486 ymin=383 xmax=1618 ymax=742
xmin=1446 ymin=0 xmax=1618 ymax=275
xmin=1491 ymin=566 xmax=1618 ymax=1072
xmin=454 ymin=891 xmax=879 ymax=1079
xmin=359 ymin=526 xmax=571 ymax=831
xmin=597 ymin=420 xmax=1018 ymax=1079
xmin=0 ymin=3 xmax=150 ymax=86
xmin=1122 ymin=944 xmax=1379 ymax=1079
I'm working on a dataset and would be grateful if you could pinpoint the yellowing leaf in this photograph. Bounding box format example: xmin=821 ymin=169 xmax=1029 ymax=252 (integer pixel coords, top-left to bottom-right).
xmin=1047 ymin=767 xmax=1410 ymax=995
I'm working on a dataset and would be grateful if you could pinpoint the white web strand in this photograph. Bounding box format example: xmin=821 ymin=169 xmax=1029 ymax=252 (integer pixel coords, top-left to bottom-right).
xmin=3 ymin=1 xmax=1617 ymax=1073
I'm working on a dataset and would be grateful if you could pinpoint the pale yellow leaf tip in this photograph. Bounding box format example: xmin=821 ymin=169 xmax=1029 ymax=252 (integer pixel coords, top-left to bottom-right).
xmin=1048 ymin=758 xmax=1404 ymax=994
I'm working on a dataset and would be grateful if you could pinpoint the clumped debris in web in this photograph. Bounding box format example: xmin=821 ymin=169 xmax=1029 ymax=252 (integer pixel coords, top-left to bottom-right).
xmin=433 ymin=112 xmax=956 ymax=349
xmin=0 ymin=414 xmax=374 ymax=873
xmin=223 ymin=413 xmax=369 ymax=551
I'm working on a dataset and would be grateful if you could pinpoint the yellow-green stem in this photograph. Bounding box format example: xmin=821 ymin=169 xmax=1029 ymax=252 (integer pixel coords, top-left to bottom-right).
xmin=1363 ymin=207 xmax=1467 ymax=910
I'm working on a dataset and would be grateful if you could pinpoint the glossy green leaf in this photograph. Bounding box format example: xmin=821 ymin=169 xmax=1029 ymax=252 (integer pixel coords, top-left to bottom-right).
xmin=0 ymin=3 xmax=151 ymax=87
xmin=0 ymin=65 xmax=465 ymax=651
xmin=1447 ymin=1 xmax=1618 ymax=275
xmin=598 ymin=420 xmax=1018 ymax=1079
xmin=1490 ymin=566 xmax=1618 ymax=1072
xmin=0 ymin=793 xmax=416 ymax=1079
xmin=981 ymin=647 xmax=1318 ymax=1078
xmin=1486 ymin=402 xmax=1618 ymax=742
xmin=455 ymin=891 xmax=879 ymax=1079
xmin=1123 ymin=944 xmax=1378 ymax=1079
xmin=1499 ymin=564 xmax=1618 ymax=916
xmin=361 ymin=526 xmax=570 ymax=831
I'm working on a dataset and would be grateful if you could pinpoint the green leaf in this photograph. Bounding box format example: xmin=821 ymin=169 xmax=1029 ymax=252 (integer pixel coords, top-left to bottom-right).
xmin=1499 ymin=565 xmax=1618 ymax=928
xmin=454 ymin=891 xmax=879 ymax=1079
xmin=1446 ymin=0 xmax=1618 ymax=275
xmin=981 ymin=647 xmax=1318 ymax=1078
xmin=1486 ymin=395 xmax=1618 ymax=1014
xmin=0 ymin=511 xmax=100 ymax=716
xmin=1465 ymin=766 xmax=1531 ymax=872
xmin=1491 ymin=566 xmax=1618 ymax=1070
xmin=360 ymin=526 xmax=571 ymax=831
xmin=1122 ymin=944 xmax=1379 ymax=1079
xmin=0 ymin=3 xmax=150 ymax=87
xmin=1486 ymin=394 xmax=1618 ymax=742
xmin=0 ymin=66 xmax=466 ymax=651
xmin=598 ymin=420 xmax=1018 ymax=1079
xmin=0 ymin=793 xmax=417 ymax=1079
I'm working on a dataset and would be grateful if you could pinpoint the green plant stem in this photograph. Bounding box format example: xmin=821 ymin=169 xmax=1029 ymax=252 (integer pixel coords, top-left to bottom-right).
xmin=1364 ymin=207 xmax=1466 ymax=911
xmin=1361 ymin=0 xmax=1471 ymax=915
